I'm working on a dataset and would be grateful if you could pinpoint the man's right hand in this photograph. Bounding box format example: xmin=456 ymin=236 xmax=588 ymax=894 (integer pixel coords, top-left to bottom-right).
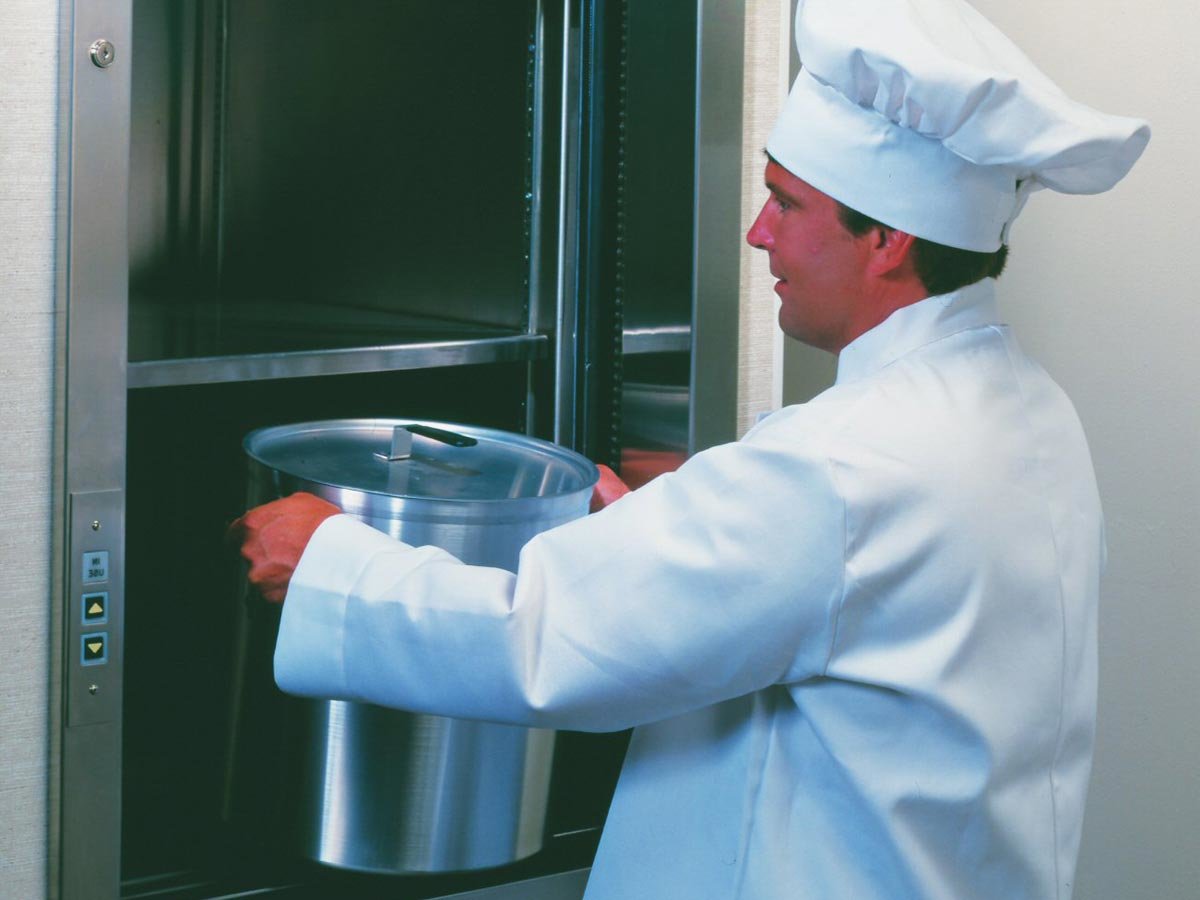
xmin=227 ymin=492 xmax=342 ymax=604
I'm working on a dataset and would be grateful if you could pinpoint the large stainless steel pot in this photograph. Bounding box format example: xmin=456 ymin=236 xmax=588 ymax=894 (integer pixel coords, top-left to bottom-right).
xmin=224 ymin=419 xmax=597 ymax=874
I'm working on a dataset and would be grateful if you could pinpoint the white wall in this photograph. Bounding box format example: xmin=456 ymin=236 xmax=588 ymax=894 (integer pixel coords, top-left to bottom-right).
xmin=970 ymin=4 xmax=1200 ymax=897
xmin=4 ymin=3 xmax=1193 ymax=898
xmin=778 ymin=2 xmax=1200 ymax=897
xmin=0 ymin=2 xmax=57 ymax=897
xmin=737 ymin=0 xmax=792 ymax=436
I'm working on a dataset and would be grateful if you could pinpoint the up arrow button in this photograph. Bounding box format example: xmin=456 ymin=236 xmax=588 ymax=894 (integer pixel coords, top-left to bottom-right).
xmin=82 ymin=591 xmax=108 ymax=624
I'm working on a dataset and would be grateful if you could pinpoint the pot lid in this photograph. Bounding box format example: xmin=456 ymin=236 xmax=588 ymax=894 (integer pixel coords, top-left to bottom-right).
xmin=244 ymin=419 xmax=598 ymax=503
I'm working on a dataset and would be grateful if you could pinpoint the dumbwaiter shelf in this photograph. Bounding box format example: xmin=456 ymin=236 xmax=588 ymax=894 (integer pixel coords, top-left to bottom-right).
xmin=127 ymin=333 xmax=548 ymax=389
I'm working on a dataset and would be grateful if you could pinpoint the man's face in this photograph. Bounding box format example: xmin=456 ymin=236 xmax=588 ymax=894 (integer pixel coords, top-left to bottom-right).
xmin=746 ymin=160 xmax=873 ymax=353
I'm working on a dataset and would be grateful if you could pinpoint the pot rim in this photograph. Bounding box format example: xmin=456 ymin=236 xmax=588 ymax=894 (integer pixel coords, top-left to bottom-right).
xmin=245 ymin=418 xmax=600 ymax=507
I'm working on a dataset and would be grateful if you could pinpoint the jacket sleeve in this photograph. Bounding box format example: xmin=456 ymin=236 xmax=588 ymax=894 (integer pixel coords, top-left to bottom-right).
xmin=274 ymin=430 xmax=846 ymax=732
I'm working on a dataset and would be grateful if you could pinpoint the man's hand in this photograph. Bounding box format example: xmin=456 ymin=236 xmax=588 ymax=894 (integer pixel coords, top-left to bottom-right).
xmin=228 ymin=492 xmax=342 ymax=604
xmin=590 ymin=464 xmax=631 ymax=512
xmin=230 ymin=471 xmax=624 ymax=601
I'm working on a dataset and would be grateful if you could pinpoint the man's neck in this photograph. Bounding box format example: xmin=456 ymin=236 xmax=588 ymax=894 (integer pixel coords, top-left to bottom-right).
xmin=838 ymin=279 xmax=930 ymax=354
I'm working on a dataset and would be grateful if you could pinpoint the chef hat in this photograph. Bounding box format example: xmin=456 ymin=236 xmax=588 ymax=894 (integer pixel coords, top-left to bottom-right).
xmin=766 ymin=0 xmax=1151 ymax=252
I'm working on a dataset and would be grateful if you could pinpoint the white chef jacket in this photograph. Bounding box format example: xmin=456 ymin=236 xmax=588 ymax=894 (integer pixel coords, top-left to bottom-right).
xmin=275 ymin=278 xmax=1103 ymax=900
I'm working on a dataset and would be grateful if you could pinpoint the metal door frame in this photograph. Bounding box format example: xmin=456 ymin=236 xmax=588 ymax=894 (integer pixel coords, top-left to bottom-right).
xmin=50 ymin=1 xmax=131 ymax=898
xmin=49 ymin=1 xmax=747 ymax=896
xmin=689 ymin=0 xmax=745 ymax=454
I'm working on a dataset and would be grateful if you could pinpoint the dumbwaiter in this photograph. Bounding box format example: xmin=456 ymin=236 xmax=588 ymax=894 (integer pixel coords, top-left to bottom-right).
xmin=51 ymin=1 xmax=746 ymax=899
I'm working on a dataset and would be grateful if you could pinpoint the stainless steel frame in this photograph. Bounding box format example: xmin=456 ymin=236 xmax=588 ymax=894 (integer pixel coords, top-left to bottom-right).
xmin=527 ymin=0 xmax=555 ymax=434
xmin=689 ymin=0 xmax=745 ymax=455
xmin=127 ymin=334 xmax=549 ymax=390
xmin=622 ymin=325 xmax=692 ymax=355
xmin=51 ymin=1 xmax=748 ymax=897
xmin=552 ymin=0 xmax=584 ymax=447
xmin=51 ymin=2 xmax=132 ymax=898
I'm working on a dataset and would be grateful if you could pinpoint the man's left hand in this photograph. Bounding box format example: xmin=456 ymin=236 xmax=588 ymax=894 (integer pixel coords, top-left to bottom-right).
xmin=591 ymin=464 xmax=631 ymax=512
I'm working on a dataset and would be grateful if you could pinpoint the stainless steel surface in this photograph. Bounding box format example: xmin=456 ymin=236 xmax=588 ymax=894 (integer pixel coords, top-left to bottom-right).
xmin=622 ymin=325 xmax=692 ymax=355
xmin=126 ymin=333 xmax=548 ymax=389
xmin=128 ymin=1 xmax=541 ymax=365
xmin=66 ymin=491 xmax=124 ymax=728
xmin=690 ymin=0 xmax=746 ymax=454
xmin=441 ymin=867 xmax=589 ymax=900
xmin=553 ymin=0 xmax=583 ymax=446
xmin=614 ymin=0 xmax=701 ymax=473
xmin=230 ymin=419 xmax=597 ymax=874
xmin=622 ymin=383 xmax=690 ymax=451
xmin=246 ymin=419 xmax=595 ymax=512
xmin=52 ymin=2 xmax=132 ymax=898
xmin=293 ymin=704 xmax=556 ymax=874
xmin=54 ymin=0 xmax=748 ymax=894
xmin=90 ymin=38 xmax=115 ymax=67
xmin=374 ymin=424 xmax=480 ymax=461
xmin=379 ymin=424 xmax=416 ymax=461
xmin=526 ymin=0 xmax=550 ymax=435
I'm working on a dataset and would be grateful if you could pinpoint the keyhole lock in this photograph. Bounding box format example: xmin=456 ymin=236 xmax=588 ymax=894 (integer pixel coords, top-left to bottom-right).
xmin=89 ymin=39 xmax=115 ymax=68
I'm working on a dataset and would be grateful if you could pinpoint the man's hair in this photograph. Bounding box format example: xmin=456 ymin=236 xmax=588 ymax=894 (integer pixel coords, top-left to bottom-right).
xmin=836 ymin=204 xmax=1009 ymax=296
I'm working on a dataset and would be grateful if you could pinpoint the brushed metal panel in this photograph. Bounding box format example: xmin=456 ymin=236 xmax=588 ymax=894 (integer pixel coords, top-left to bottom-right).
xmin=690 ymin=0 xmax=746 ymax=454
xmin=621 ymin=325 xmax=692 ymax=355
xmin=620 ymin=0 xmax=697 ymax=334
xmin=66 ymin=490 xmax=124 ymax=727
xmin=552 ymin=0 xmax=583 ymax=447
xmin=128 ymin=0 xmax=543 ymax=363
xmin=53 ymin=0 xmax=132 ymax=897
xmin=127 ymin=333 xmax=548 ymax=389
xmin=60 ymin=723 xmax=123 ymax=900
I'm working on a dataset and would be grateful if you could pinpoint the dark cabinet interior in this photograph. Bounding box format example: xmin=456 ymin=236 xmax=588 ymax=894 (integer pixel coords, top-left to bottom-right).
xmin=79 ymin=0 xmax=703 ymax=896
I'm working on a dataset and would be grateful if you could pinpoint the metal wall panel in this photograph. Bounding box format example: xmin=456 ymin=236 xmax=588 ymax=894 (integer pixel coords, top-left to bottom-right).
xmin=50 ymin=2 xmax=754 ymax=897
xmin=52 ymin=1 xmax=133 ymax=898
xmin=129 ymin=0 xmax=543 ymax=363
xmin=616 ymin=0 xmax=697 ymax=474
xmin=689 ymin=0 xmax=745 ymax=454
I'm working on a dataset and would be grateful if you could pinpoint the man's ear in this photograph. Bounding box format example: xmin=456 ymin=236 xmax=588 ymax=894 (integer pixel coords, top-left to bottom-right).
xmin=865 ymin=227 xmax=917 ymax=277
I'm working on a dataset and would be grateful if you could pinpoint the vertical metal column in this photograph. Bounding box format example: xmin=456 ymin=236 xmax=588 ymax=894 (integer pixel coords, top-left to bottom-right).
xmin=527 ymin=0 xmax=550 ymax=436
xmin=553 ymin=0 xmax=584 ymax=448
xmin=689 ymin=0 xmax=745 ymax=454
xmin=50 ymin=2 xmax=131 ymax=898
xmin=562 ymin=0 xmax=629 ymax=465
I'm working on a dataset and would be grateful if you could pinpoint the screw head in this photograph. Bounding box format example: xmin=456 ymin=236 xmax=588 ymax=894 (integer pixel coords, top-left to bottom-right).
xmin=91 ymin=520 xmax=101 ymax=531
xmin=88 ymin=684 xmax=99 ymax=695
xmin=90 ymin=39 xmax=115 ymax=68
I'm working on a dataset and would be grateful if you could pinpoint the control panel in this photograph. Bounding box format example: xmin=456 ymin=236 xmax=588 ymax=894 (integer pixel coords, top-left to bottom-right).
xmin=67 ymin=490 xmax=123 ymax=726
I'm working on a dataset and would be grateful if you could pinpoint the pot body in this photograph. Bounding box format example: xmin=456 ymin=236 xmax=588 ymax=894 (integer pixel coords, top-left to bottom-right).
xmin=225 ymin=420 xmax=596 ymax=874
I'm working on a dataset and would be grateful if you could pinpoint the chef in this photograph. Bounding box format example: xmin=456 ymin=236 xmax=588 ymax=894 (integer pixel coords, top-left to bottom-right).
xmin=232 ymin=1 xmax=1149 ymax=897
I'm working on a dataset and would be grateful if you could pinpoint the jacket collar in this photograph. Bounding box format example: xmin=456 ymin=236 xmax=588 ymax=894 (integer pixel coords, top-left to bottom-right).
xmin=835 ymin=279 xmax=1003 ymax=386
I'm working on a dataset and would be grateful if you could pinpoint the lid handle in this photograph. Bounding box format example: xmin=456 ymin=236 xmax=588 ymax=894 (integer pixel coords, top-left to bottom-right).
xmin=405 ymin=424 xmax=478 ymax=448
xmin=375 ymin=424 xmax=479 ymax=462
